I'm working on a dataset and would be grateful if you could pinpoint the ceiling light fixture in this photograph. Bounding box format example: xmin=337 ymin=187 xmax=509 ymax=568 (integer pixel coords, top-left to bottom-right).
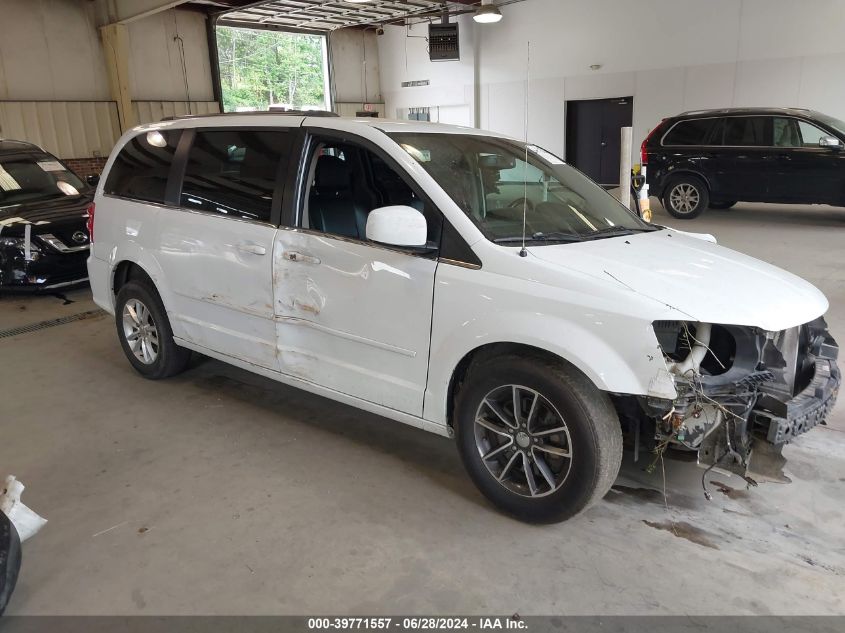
xmin=473 ymin=0 xmax=503 ymax=24
xmin=345 ymin=0 xmax=372 ymax=4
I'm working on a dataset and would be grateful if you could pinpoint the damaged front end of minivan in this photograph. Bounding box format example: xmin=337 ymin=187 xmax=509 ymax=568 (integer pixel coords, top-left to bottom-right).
xmin=623 ymin=318 xmax=840 ymax=488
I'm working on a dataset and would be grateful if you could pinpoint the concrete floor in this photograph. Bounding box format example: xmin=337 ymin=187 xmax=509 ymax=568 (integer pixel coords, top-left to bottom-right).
xmin=1 ymin=202 xmax=844 ymax=615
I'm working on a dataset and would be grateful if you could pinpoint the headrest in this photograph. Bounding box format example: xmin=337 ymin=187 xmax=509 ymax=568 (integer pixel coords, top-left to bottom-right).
xmin=313 ymin=155 xmax=351 ymax=190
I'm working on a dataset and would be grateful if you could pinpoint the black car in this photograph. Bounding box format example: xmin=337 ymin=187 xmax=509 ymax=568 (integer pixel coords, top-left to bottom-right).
xmin=642 ymin=107 xmax=845 ymax=218
xmin=0 ymin=140 xmax=93 ymax=291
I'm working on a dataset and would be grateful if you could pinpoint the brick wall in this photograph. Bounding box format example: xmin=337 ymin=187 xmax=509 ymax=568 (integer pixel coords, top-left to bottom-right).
xmin=64 ymin=157 xmax=108 ymax=179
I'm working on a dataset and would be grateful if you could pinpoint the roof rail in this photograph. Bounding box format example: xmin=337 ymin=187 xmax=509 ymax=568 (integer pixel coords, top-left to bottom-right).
xmin=161 ymin=110 xmax=339 ymax=121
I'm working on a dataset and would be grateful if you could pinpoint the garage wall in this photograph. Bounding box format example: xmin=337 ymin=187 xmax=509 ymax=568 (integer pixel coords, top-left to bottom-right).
xmin=377 ymin=0 xmax=845 ymax=159
xmin=126 ymin=9 xmax=214 ymax=102
xmin=377 ymin=15 xmax=476 ymax=125
xmin=0 ymin=0 xmax=110 ymax=100
xmin=330 ymin=28 xmax=382 ymax=106
xmin=0 ymin=1 xmax=217 ymax=166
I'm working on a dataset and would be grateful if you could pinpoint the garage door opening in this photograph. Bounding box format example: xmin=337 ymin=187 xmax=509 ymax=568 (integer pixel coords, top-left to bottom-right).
xmin=215 ymin=26 xmax=331 ymax=113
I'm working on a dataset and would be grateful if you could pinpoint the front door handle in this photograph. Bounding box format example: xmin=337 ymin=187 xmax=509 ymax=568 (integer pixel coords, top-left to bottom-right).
xmin=284 ymin=251 xmax=321 ymax=265
xmin=236 ymin=243 xmax=267 ymax=256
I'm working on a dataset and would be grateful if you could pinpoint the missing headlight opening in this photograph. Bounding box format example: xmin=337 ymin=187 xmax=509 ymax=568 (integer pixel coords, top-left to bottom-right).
xmin=620 ymin=319 xmax=840 ymax=497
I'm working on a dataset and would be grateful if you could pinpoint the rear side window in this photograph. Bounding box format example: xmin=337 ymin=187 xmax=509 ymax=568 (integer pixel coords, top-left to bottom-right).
xmin=104 ymin=129 xmax=181 ymax=203
xmin=662 ymin=119 xmax=715 ymax=146
xmin=179 ymin=130 xmax=293 ymax=223
xmin=723 ymin=117 xmax=771 ymax=146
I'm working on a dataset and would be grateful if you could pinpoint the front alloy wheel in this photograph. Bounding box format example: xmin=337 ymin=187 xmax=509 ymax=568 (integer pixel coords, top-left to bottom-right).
xmin=455 ymin=354 xmax=623 ymax=523
xmin=474 ymin=385 xmax=573 ymax=497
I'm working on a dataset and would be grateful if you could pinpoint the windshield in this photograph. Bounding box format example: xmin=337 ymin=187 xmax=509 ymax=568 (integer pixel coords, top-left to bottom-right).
xmin=389 ymin=132 xmax=652 ymax=244
xmin=0 ymin=152 xmax=86 ymax=208
xmin=815 ymin=113 xmax=845 ymax=138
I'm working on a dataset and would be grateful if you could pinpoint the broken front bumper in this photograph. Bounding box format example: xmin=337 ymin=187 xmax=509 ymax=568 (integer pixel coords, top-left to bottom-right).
xmin=752 ymin=358 xmax=841 ymax=444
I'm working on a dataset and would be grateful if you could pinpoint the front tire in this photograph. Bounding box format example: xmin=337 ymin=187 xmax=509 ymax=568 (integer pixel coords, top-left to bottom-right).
xmin=115 ymin=280 xmax=191 ymax=380
xmin=663 ymin=176 xmax=709 ymax=219
xmin=454 ymin=354 xmax=623 ymax=523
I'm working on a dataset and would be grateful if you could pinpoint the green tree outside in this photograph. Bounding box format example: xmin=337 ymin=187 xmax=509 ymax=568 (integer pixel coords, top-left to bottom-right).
xmin=216 ymin=26 xmax=328 ymax=112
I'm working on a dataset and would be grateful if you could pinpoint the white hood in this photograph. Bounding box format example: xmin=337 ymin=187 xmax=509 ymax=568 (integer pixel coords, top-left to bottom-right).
xmin=529 ymin=229 xmax=828 ymax=331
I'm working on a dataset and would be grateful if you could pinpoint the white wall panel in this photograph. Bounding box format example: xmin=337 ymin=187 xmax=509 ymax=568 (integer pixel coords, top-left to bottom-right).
xmin=0 ymin=101 xmax=120 ymax=158
xmin=0 ymin=0 xmax=110 ymax=100
xmin=330 ymin=29 xmax=381 ymax=104
xmin=379 ymin=0 xmax=845 ymax=164
xmin=377 ymin=16 xmax=475 ymax=123
xmin=682 ymin=64 xmax=737 ymax=112
xmin=133 ymin=100 xmax=220 ymax=124
xmin=733 ymin=57 xmax=803 ymax=108
xmin=127 ymin=10 xmax=214 ymax=102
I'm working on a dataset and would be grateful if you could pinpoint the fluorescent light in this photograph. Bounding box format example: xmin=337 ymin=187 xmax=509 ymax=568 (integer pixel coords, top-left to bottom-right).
xmin=474 ymin=1 xmax=502 ymax=23
xmin=345 ymin=0 xmax=372 ymax=3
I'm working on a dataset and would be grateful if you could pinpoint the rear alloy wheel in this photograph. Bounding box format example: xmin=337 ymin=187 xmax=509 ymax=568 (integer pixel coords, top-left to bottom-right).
xmin=663 ymin=177 xmax=709 ymax=219
xmin=455 ymin=354 xmax=623 ymax=523
xmin=115 ymin=280 xmax=191 ymax=379
xmin=122 ymin=298 xmax=160 ymax=365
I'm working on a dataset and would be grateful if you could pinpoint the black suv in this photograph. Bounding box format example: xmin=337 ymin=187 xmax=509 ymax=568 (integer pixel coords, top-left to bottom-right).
xmin=642 ymin=107 xmax=845 ymax=218
xmin=0 ymin=140 xmax=93 ymax=290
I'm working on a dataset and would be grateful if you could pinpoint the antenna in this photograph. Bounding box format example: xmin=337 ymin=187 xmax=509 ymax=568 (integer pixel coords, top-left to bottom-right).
xmin=519 ymin=41 xmax=530 ymax=258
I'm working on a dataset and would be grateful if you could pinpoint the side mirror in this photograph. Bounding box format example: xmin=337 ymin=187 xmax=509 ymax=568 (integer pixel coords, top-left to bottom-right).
xmin=819 ymin=136 xmax=843 ymax=150
xmin=86 ymin=174 xmax=100 ymax=187
xmin=366 ymin=205 xmax=428 ymax=248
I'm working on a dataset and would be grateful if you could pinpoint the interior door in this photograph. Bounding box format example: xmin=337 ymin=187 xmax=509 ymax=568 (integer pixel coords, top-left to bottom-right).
xmin=565 ymin=97 xmax=633 ymax=186
xmin=155 ymin=126 xmax=296 ymax=370
xmin=272 ymin=133 xmax=440 ymax=415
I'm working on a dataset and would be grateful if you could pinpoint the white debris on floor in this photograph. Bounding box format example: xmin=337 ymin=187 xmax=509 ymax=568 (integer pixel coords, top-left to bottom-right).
xmin=0 ymin=476 xmax=46 ymax=542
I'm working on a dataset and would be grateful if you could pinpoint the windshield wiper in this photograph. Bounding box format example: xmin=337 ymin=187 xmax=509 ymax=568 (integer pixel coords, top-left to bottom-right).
xmin=585 ymin=225 xmax=659 ymax=240
xmin=494 ymin=231 xmax=583 ymax=245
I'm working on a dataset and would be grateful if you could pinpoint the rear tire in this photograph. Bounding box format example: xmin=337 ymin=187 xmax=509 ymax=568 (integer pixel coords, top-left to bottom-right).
xmin=454 ymin=354 xmax=623 ymax=523
xmin=115 ymin=280 xmax=191 ymax=380
xmin=663 ymin=176 xmax=709 ymax=219
xmin=709 ymin=200 xmax=736 ymax=210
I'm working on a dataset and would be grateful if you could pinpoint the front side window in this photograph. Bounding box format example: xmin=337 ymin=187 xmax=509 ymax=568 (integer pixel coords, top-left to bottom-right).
xmin=662 ymin=119 xmax=715 ymax=146
xmin=389 ymin=133 xmax=653 ymax=245
xmin=723 ymin=117 xmax=771 ymax=146
xmin=179 ymin=130 xmax=293 ymax=222
xmin=301 ymin=138 xmax=441 ymax=247
xmin=797 ymin=120 xmax=832 ymax=146
xmin=0 ymin=151 xmax=86 ymax=208
xmin=104 ymin=129 xmax=181 ymax=204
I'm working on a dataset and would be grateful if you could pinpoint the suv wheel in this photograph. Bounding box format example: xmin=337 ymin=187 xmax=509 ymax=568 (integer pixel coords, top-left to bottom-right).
xmin=454 ymin=354 xmax=623 ymax=523
xmin=663 ymin=176 xmax=709 ymax=219
xmin=115 ymin=280 xmax=191 ymax=379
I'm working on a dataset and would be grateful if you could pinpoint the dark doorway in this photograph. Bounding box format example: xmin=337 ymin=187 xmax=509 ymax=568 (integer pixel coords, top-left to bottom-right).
xmin=565 ymin=97 xmax=633 ymax=186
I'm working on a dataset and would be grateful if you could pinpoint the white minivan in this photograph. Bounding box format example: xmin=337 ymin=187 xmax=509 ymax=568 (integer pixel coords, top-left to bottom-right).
xmin=88 ymin=114 xmax=840 ymax=523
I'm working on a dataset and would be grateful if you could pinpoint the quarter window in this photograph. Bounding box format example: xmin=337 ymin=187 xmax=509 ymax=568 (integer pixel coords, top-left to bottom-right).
xmin=662 ymin=119 xmax=715 ymax=146
xmin=104 ymin=129 xmax=181 ymax=204
xmin=179 ymin=130 xmax=293 ymax=222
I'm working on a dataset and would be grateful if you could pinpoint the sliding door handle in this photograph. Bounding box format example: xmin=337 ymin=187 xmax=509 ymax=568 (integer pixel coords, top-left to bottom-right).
xmin=284 ymin=251 xmax=321 ymax=265
xmin=236 ymin=243 xmax=267 ymax=256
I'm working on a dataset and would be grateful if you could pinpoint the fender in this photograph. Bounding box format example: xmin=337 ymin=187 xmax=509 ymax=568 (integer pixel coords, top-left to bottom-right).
xmin=423 ymin=263 xmax=679 ymax=426
xmin=103 ymin=243 xmax=184 ymax=339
